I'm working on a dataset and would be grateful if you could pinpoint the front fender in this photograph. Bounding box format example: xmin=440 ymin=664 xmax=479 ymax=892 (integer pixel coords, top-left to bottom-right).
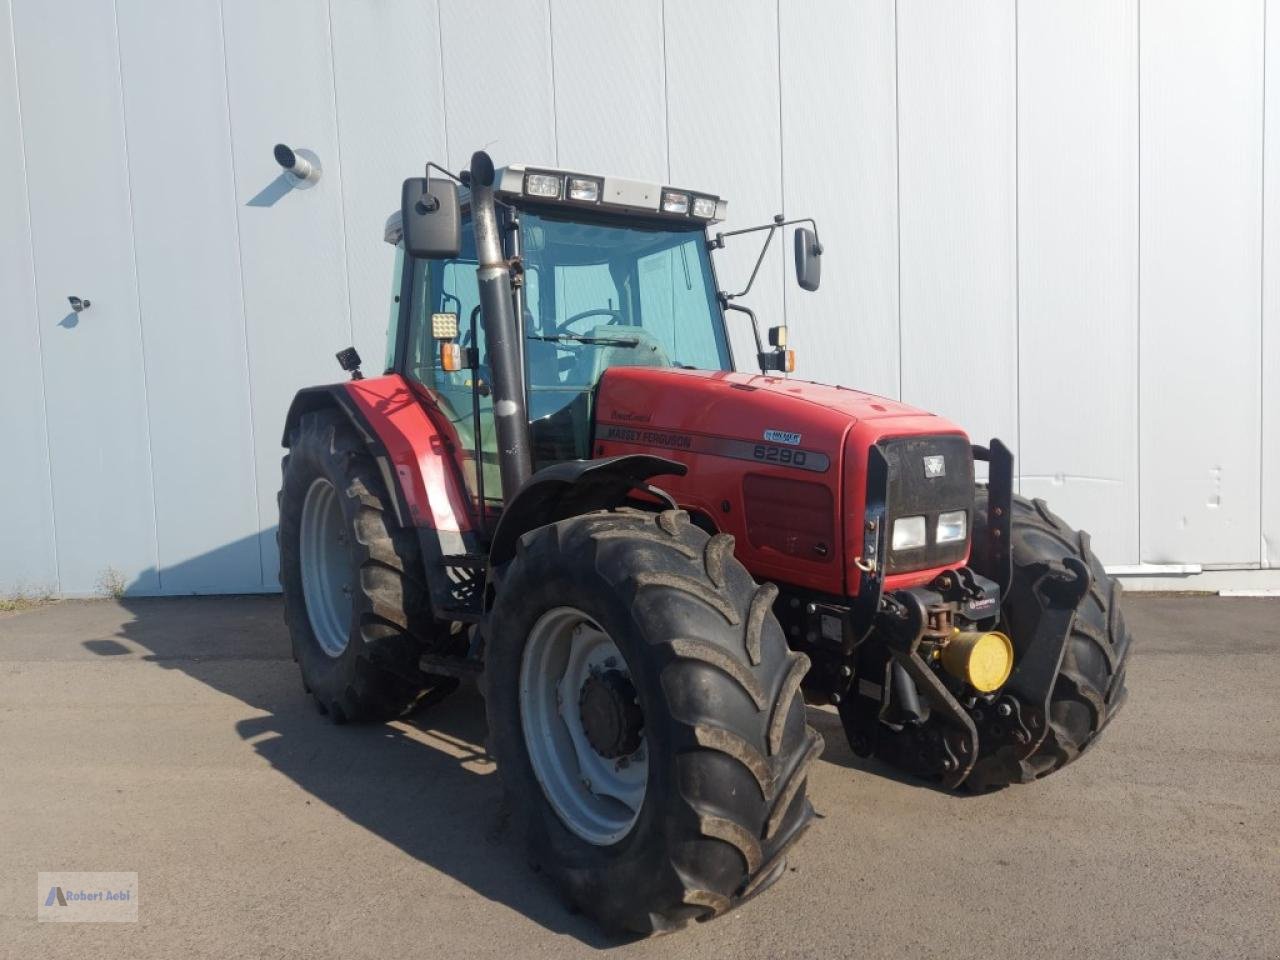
xmin=488 ymin=455 xmax=687 ymax=567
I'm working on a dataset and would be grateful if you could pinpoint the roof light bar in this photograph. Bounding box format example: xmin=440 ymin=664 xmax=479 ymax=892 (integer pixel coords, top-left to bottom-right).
xmin=514 ymin=166 xmax=722 ymax=221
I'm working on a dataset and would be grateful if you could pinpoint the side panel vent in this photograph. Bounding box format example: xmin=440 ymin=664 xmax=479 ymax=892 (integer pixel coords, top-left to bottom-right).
xmin=743 ymin=474 xmax=835 ymax=563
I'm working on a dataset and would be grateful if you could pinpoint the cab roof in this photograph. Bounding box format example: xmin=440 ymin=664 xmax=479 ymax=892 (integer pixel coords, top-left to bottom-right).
xmin=385 ymin=163 xmax=727 ymax=245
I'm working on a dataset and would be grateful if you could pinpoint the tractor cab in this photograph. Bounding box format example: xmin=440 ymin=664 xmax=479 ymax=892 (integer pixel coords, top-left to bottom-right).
xmin=383 ymin=163 xmax=817 ymax=508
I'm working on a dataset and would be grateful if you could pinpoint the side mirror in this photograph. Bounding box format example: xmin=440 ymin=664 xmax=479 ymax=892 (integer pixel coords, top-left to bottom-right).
xmin=400 ymin=177 xmax=461 ymax=259
xmin=794 ymin=226 xmax=822 ymax=292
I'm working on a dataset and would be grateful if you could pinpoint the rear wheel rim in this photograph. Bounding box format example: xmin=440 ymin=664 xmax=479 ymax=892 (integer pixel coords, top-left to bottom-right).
xmin=299 ymin=477 xmax=353 ymax=658
xmin=519 ymin=606 xmax=648 ymax=846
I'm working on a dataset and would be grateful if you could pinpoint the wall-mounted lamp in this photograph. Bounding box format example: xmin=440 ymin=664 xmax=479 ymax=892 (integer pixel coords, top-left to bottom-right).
xmin=273 ymin=143 xmax=322 ymax=185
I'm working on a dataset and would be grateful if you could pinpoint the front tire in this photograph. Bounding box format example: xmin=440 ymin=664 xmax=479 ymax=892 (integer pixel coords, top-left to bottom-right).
xmin=966 ymin=491 xmax=1132 ymax=789
xmin=278 ymin=409 xmax=458 ymax=721
xmin=485 ymin=509 xmax=822 ymax=935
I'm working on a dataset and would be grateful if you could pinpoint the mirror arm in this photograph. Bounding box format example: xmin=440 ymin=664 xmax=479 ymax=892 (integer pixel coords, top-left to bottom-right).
xmin=711 ymin=214 xmax=823 ymax=301
xmin=721 ymin=298 xmax=774 ymax=374
xmin=426 ymin=160 xmax=464 ymax=184
xmin=416 ymin=163 xmax=465 ymax=213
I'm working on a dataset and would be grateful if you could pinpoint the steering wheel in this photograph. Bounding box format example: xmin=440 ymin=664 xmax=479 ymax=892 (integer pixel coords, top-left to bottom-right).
xmin=555 ymin=307 xmax=624 ymax=337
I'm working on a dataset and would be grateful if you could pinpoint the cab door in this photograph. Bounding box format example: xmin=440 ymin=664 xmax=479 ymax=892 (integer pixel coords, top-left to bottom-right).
xmin=398 ymin=218 xmax=503 ymax=509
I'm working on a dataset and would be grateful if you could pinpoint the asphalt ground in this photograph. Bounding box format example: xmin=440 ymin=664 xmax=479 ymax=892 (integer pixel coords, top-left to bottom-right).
xmin=1 ymin=594 xmax=1277 ymax=959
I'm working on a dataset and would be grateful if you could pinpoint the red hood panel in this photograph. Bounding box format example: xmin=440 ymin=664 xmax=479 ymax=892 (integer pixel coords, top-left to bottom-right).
xmin=595 ymin=367 xmax=968 ymax=596
xmin=597 ymin=367 xmax=947 ymax=433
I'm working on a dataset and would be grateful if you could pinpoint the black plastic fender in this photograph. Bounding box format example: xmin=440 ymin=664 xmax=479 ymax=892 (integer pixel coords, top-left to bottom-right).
xmin=488 ymin=455 xmax=687 ymax=567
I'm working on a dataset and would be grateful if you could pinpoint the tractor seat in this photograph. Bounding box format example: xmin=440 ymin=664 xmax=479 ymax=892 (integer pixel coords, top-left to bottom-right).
xmin=579 ymin=325 xmax=671 ymax=383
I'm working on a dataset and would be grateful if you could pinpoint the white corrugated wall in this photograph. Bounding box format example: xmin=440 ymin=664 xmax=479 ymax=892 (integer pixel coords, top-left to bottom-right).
xmin=1 ymin=0 xmax=1277 ymax=596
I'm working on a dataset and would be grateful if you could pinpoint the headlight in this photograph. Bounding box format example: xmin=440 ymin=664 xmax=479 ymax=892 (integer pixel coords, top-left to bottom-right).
xmin=661 ymin=190 xmax=690 ymax=214
xmin=691 ymin=196 xmax=718 ymax=219
xmin=567 ymin=176 xmax=600 ymax=202
xmin=891 ymin=515 xmax=927 ymax=551
xmin=525 ymin=173 xmax=562 ymax=199
xmin=936 ymin=510 xmax=967 ymax=544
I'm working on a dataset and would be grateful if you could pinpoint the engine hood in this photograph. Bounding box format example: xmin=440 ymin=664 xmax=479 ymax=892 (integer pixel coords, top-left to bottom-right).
xmin=596 ymin=367 xmax=959 ymax=439
xmin=594 ymin=367 xmax=970 ymax=596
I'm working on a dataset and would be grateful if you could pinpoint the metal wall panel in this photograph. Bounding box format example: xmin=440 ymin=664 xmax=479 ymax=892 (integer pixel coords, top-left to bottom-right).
xmin=896 ymin=0 xmax=1017 ymax=454
xmin=115 ymin=0 xmax=261 ymax=593
xmin=1017 ymin=0 xmax=1140 ymax=563
xmin=550 ymin=0 xmax=667 ymax=180
xmin=5 ymin=0 xmax=1280 ymax=593
xmin=222 ymin=0 xmax=352 ymax=587
xmin=10 ymin=0 xmax=159 ymax=595
xmin=1139 ymin=0 xmax=1263 ymax=564
xmin=0 ymin=0 xmax=58 ymax=594
xmin=1264 ymin=0 xmax=1280 ymax=568
xmin=779 ymin=0 xmax=899 ymax=400
xmin=665 ymin=0 xmax=784 ymax=370
xmin=330 ymin=0 xmax=449 ymax=371
xmin=437 ymin=0 xmax=557 ymax=171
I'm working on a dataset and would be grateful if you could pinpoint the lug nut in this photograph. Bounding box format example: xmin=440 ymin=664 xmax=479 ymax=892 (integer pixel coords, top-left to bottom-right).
xmin=830 ymin=692 xmax=842 ymax=705
xmin=840 ymin=665 xmax=853 ymax=678
xmin=996 ymin=702 xmax=1013 ymax=718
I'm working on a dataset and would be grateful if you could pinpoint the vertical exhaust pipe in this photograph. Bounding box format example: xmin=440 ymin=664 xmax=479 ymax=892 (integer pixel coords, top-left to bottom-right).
xmin=470 ymin=151 xmax=533 ymax=495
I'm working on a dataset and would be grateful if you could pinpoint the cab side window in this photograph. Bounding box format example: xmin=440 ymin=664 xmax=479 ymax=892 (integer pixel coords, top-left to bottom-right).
xmin=403 ymin=218 xmax=501 ymax=501
xmin=405 ymin=219 xmax=481 ymax=388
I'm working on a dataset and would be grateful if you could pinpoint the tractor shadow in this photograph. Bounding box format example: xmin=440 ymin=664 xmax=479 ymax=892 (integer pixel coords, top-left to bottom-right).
xmin=104 ymin=588 xmax=627 ymax=949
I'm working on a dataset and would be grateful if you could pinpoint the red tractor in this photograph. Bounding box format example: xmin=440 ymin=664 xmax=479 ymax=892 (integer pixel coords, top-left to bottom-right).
xmin=278 ymin=151 xmax=1131 ymax=934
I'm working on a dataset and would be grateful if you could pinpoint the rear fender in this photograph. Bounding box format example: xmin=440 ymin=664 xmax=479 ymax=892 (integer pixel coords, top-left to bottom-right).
xmin=488 ymin=455 xmax=687 ymax=567
xmin=282 ymin=384 xmax=408 ymax=525
xmin=282 ymin=375 xmax=480 ymax=615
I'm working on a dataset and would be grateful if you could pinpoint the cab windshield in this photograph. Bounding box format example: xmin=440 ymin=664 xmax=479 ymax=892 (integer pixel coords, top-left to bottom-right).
xmin=519 ymin=207 xmax=731 ymax=377
xmin=405 ymin=208 xmax=730 ymax=500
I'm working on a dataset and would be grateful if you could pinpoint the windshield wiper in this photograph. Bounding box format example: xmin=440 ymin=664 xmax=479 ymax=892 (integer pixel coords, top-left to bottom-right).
xmin=528 ymin=333 xmax=639 ymax=347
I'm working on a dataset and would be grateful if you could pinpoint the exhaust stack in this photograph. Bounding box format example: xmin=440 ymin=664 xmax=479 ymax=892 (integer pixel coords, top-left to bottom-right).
xmin=470 ymin=150 xmax=533 ymax=495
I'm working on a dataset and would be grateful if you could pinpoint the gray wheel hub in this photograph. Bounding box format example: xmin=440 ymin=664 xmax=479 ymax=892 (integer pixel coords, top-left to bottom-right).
xmin=298 ymin=477 xmax=354 ymax=658
xmin=579 ymin=669 xmax=644 ymax=759
xmin=519 ymin=607 xmax=648 ymax=846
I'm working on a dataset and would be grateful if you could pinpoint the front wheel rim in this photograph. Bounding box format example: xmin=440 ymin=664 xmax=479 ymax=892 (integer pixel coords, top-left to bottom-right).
xmin=519 ymin=607 xmax=648 ymax=846
xmin=299 ymin=477 xmax=354 ymax=658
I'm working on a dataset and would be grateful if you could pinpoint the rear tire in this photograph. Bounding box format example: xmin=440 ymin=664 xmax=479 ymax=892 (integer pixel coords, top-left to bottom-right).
xmin=485 ymin=509 xmax=822 ymax=935
xmin=278 ymin=409 xmax=458 ymax=721
xmin=966 ymin=491 xmax=1132 ymax=789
